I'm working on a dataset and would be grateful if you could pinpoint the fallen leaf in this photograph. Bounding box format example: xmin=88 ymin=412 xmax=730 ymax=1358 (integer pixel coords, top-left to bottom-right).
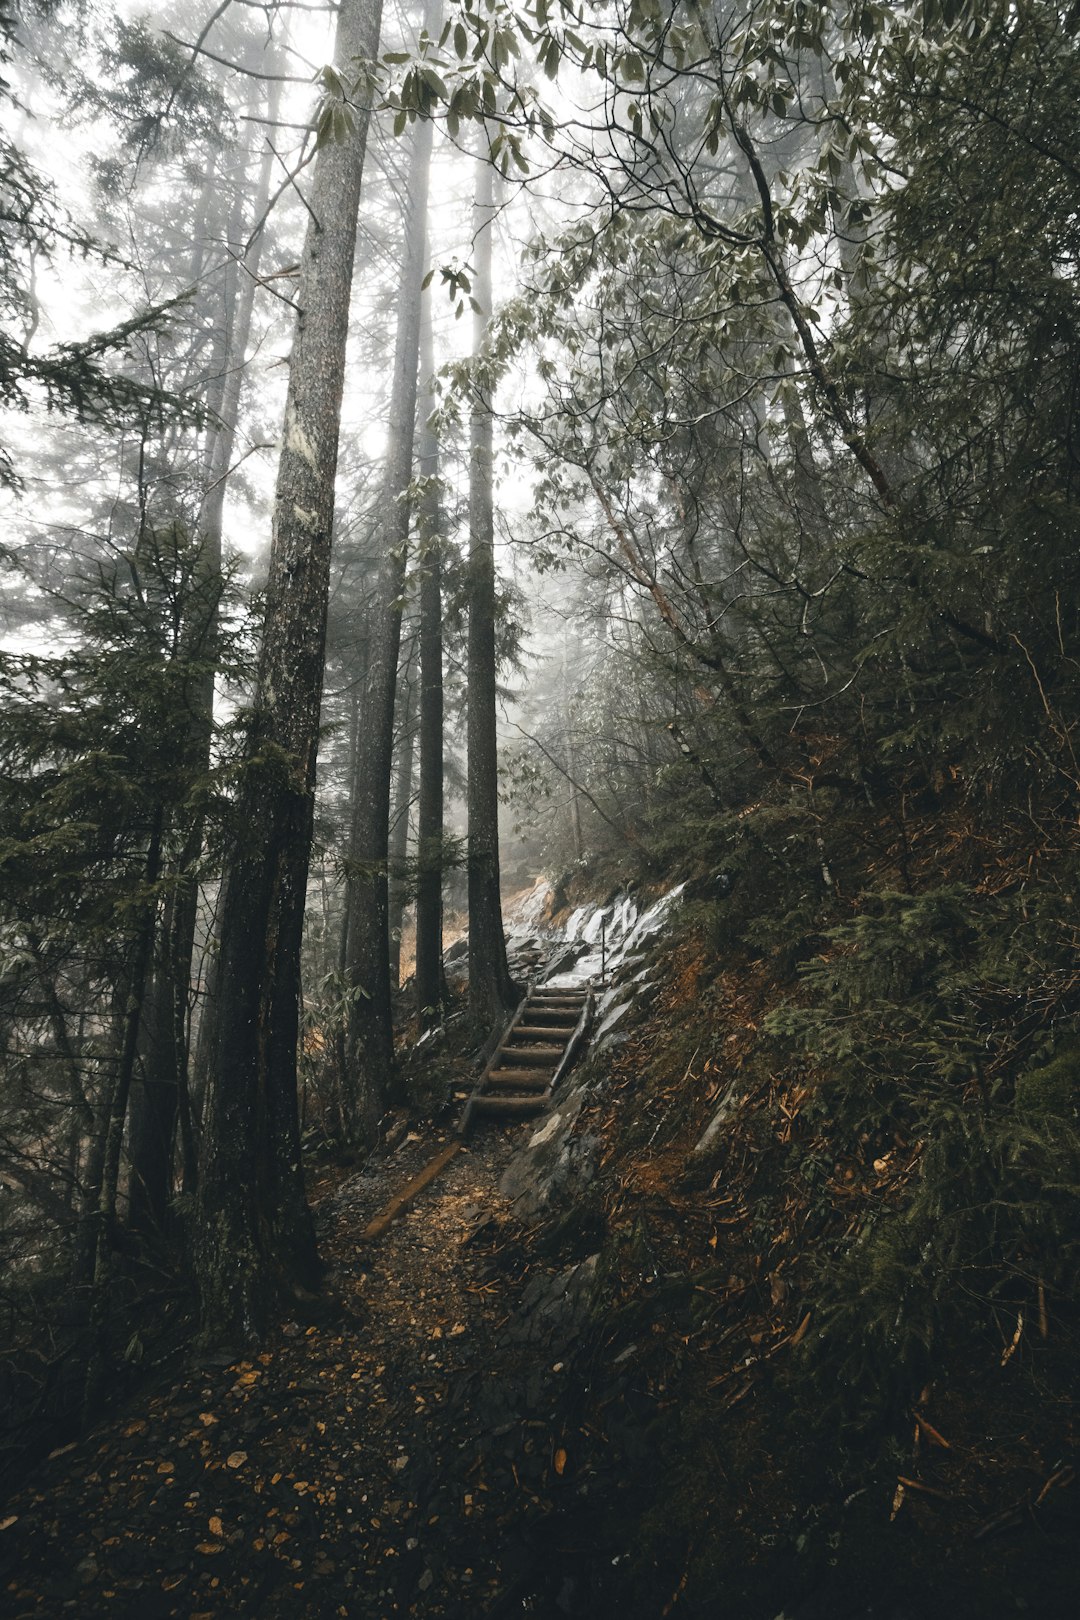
xmin=790 ymin=1311 xmax=811 ymax=1347
xmin=1001 ymin=1309 xmax=1024 ymax=1367
xmin=912 ymin=1411 xmax=951 ymax=1450
xmin=0 ymin=1516 xmax=18 ymax=1531
xmin=157 ymin=1461 xmax=175 ymax=1475
xmin=226 ymin=1451 xmax=248 ymax=1469
xmin=553 ymin=1448 xmax=567 ymax=1476
xmin=198 ymin=1413 xmax=218 ymax=1428
xmin=196 ymin=1542 xmax=223 ymax=1555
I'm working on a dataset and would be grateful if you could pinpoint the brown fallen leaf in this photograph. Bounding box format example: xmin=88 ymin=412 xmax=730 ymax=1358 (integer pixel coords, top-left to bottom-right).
xmin=209 ymin=1516 xmax=224 ymax=1538
xmin=1001 ymin=1310 xmax=1024 ymax=1367
xmin=1035 ymin=1465 xmax=1075 ymax=1506
xmin=896 ymin=1475 xmax=950 ymax=1500
xmin=0 ymin=1516 xmax=18 ymax=1531
xmin=912 ymin=1411 xmax=951 ymax=1449
xmin=226 ymin=1451 xmax=248 ymax=1469
xmin=790 ymin=1311 xmax=812 ymax=1347
xmin=196 ymin=1542 xmax=223 ymax=1555
xmin=553 ymin=1448 xmax=567 ymax=1477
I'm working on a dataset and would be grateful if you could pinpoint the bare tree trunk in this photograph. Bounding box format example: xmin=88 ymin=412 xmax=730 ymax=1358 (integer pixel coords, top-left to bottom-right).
xmin=467 ymin=138 xmax=518 ymax=1034
xmin=561 ymin=624 xmax=584 ymax=861
xmin=196 ymin=0 xmax=384 ymax=1345
xmin=387 ymin=652 xmax=417 ymax=991
xmin=81 ymin=808 xmax=164 ymax=1415
xmin=343 ymin=83 xmax=434 ymax=1143
xmin=128 ymin=75 xmax=281 ymax=1240
xmin=414 ymin=298 xmax=445 ymax=1029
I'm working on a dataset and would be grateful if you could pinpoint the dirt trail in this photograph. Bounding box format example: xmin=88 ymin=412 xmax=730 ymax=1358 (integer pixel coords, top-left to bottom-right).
xmin=0 ymin=1122 xmax=550 ymax=1619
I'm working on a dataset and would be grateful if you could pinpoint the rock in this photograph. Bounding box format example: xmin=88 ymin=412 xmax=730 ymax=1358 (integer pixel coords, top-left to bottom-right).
xmin=510 ymin=1255 xmax=601 ymax=1348
xmin=499 ymin=1089 xmax=599 ymax=1219
xmin=693 ymin=1081 xmax=744 ymax=1155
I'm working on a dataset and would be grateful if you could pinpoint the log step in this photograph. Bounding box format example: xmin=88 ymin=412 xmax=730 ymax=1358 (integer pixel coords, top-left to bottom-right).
xmin=499 ymin=1044 xmax=566 ymax=1065
xmin=458 ymin=979 xmax=592 ymax=1135
xmin=485 ymin=1072 xmax=551 ymax=1091
xmin=489 ymin=1063 xmax=557 ymax=1081
xmin=471 ymin=1095 xmax=547 ymax=1116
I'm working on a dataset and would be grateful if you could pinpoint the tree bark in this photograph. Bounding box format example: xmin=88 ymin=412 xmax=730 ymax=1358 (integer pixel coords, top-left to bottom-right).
xmin=561 ymin=624 xmax=584 ymax=861
xmin=467 ymin=138 xmax=518 ymax=1035
xmin=343 ymin=83 xmax=434 ymax=1142
xmin=128 ymin=74 xmax=280 ymax=1239
xmin=82 ymin=806 xmax=164 ymax=1416
xmin=196 ymin=0 xmax=384 ymax=1345
xmin=414 ymin=297 xmax=446 ymax=1029
xmin=387 ymin=652 xmax=417 ymax=992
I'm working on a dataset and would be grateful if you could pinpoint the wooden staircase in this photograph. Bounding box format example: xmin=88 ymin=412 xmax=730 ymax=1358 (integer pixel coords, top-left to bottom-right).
xmin=458 ymin=984 xmax=592 ymax=1134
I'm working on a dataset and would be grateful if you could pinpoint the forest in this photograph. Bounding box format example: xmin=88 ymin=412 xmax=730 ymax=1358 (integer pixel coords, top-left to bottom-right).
xmin=1 ymin=0 xmax=1079 ymax=1614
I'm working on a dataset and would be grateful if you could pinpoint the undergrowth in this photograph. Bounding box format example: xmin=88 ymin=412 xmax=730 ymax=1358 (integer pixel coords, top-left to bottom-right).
xmin=544 ymin=782 xmax=1080 ymax=1613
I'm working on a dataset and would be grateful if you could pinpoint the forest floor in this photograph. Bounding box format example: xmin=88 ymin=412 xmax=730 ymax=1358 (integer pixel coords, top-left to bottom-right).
xmin=2 ymin=874 xmax=1079 ymax=1619
xmin=0 ymin=1119 xmax=568 ymax=1618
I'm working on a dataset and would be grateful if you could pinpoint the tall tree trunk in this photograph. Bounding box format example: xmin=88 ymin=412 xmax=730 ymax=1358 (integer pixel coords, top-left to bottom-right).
xmin=561 ymin=624 xmax=584 ymax=861
xmin=414 ymin=298 xmax=445 ymax=1029
xmin=387 ymin=652 xmax=417 ymax=992
xmin=467 ymin=138 xmax=518 ymax=1034
xmin=195 ymin=0 xmax=383 ymax=1345
xmin=81 ymin=808 xmax=164 ymax=1416
xmin=343 ymin=79 xmax=435 ymax=1143
xmin=128 ymin=75 xmax=281 ymax=1239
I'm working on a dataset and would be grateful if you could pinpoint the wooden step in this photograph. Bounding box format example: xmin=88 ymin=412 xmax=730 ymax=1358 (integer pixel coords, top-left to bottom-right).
xmin=510 ymin=1025 xmax=572 ymax=1042
xmin=498 ymin=1044 xmax=565 ymax=1066
xmin=485 ymin=1071 xmax=551 ymax=1091
xmin=470 ymin=1094 xmax=547 ymax=1116
xmin=489 ymin=1061 xmax=557 ymax=1080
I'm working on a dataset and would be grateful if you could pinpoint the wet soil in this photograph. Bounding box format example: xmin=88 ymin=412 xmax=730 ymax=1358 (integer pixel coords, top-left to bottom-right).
xmin=0 ymin=1122 xmax=558 ymax=1619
